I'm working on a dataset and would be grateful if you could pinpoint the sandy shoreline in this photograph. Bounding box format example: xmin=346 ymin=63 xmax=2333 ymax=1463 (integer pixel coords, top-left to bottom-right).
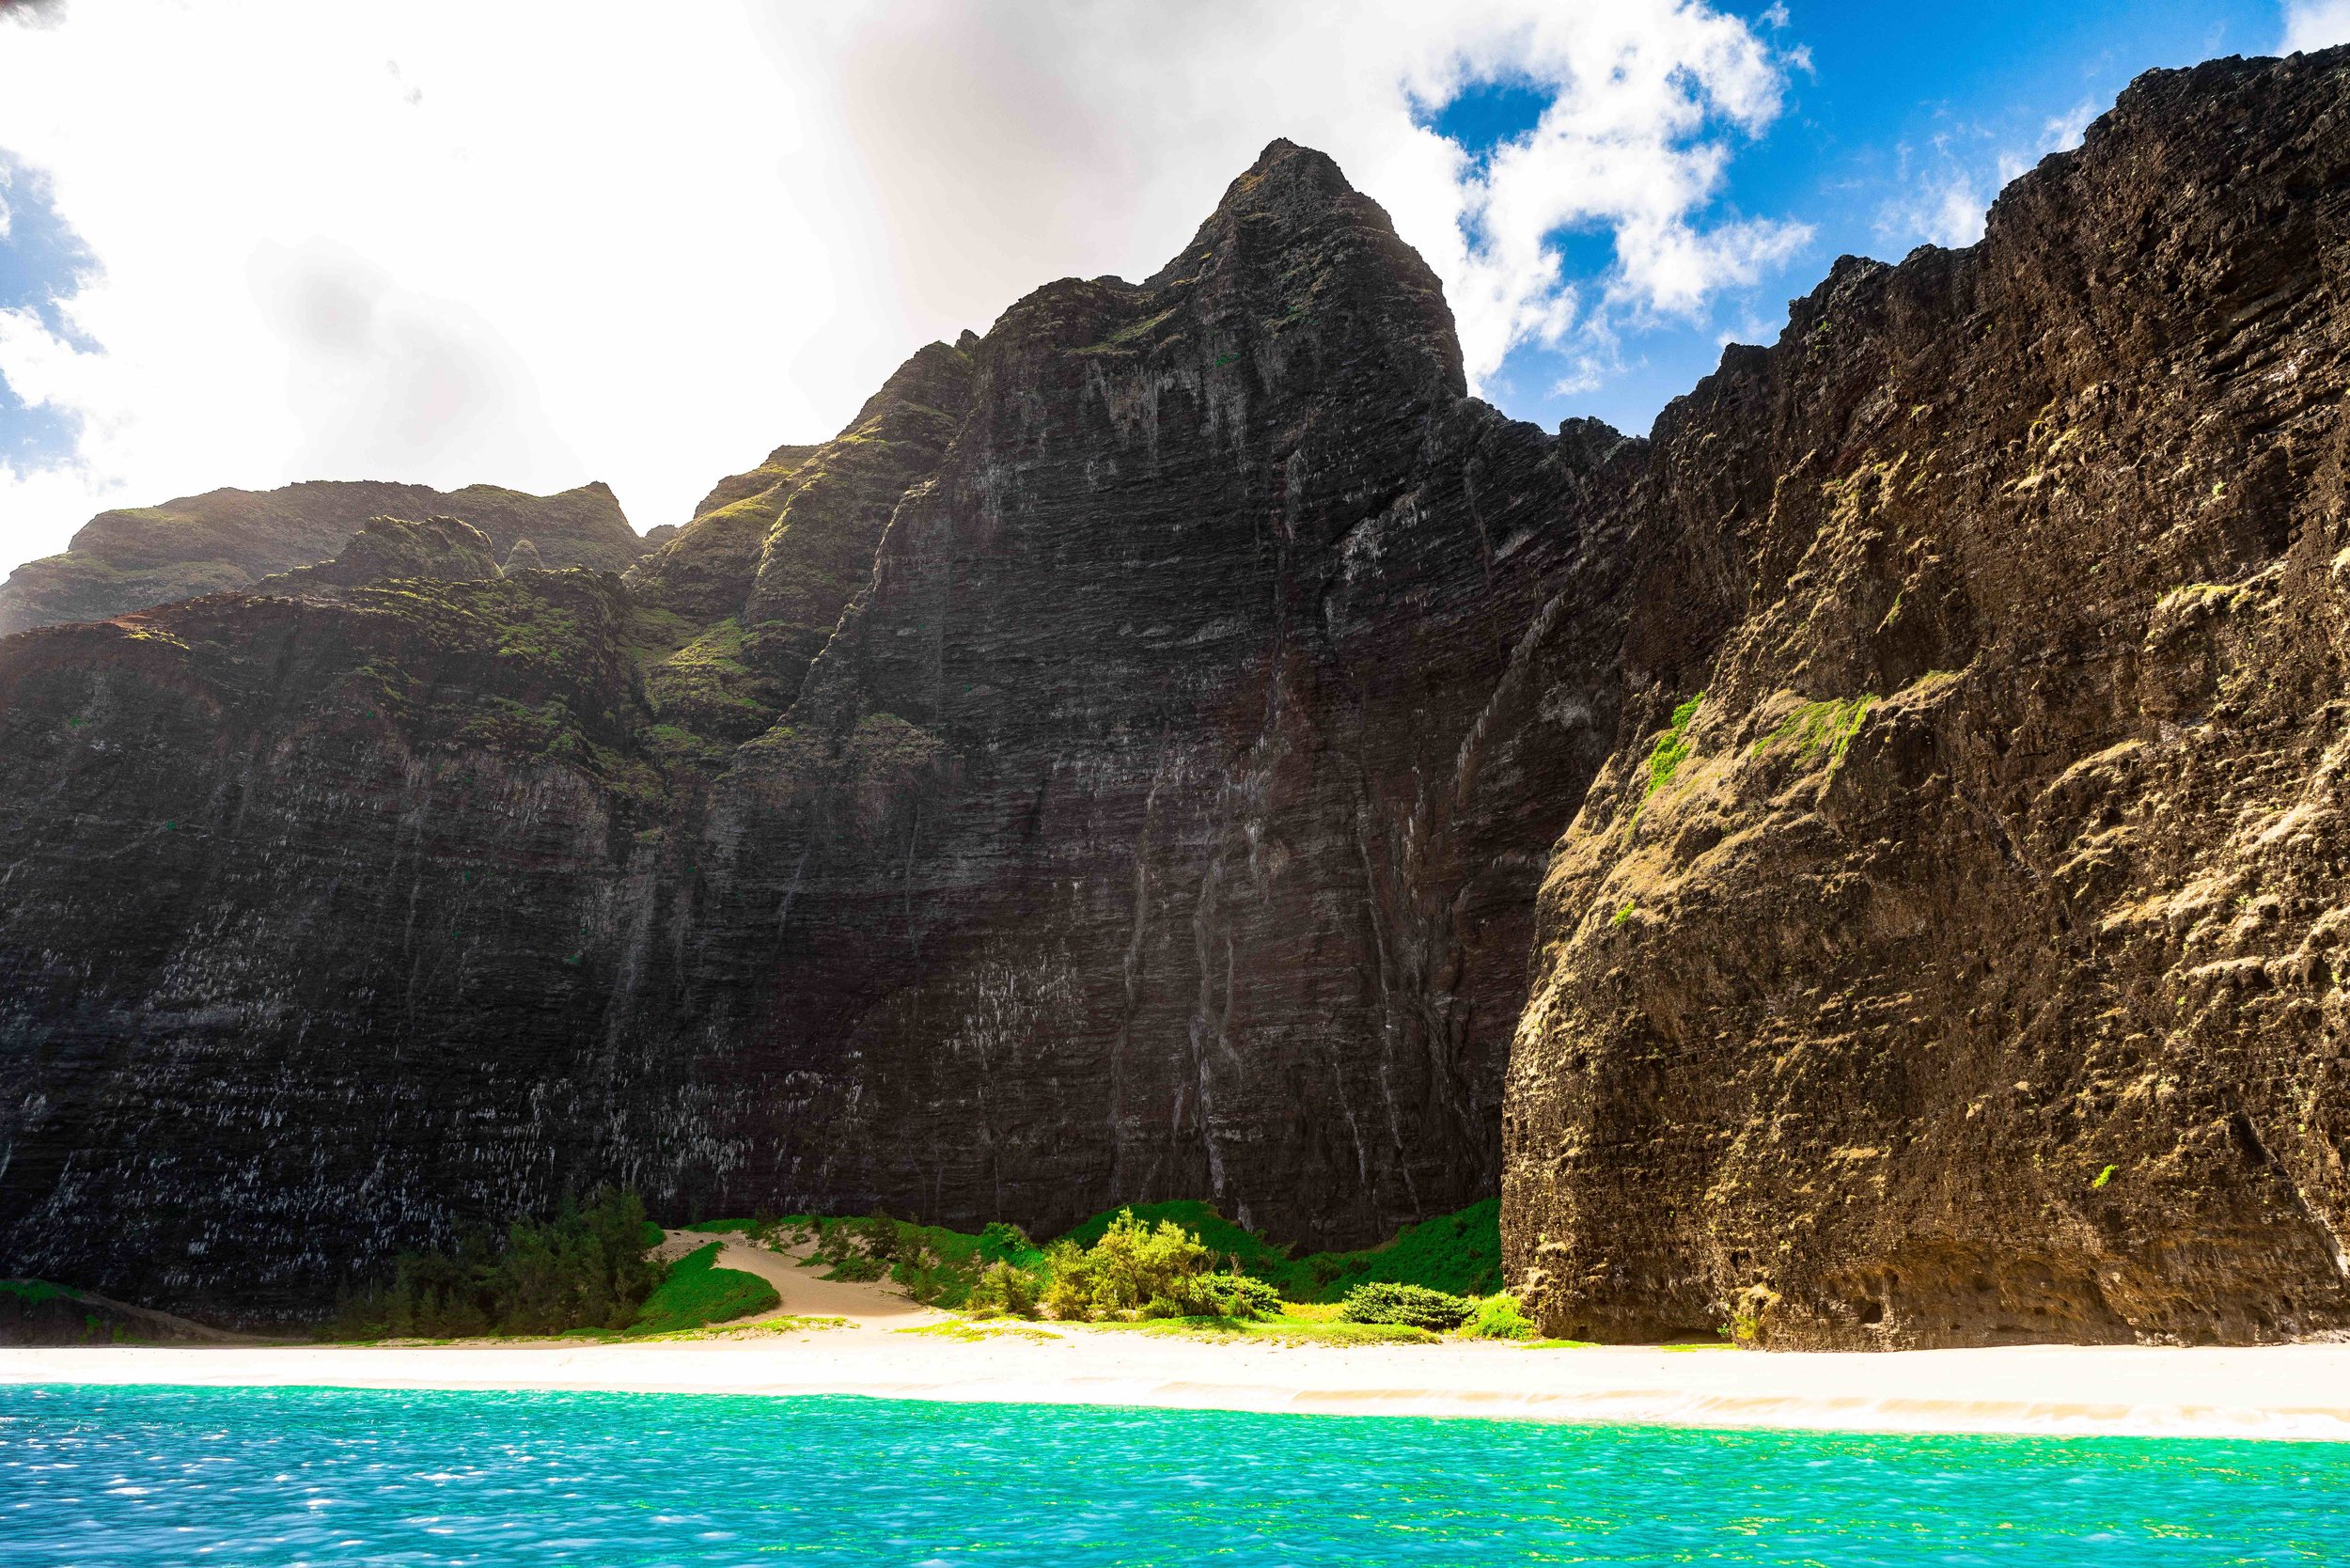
xmin=8 ymin=1327 xmax=2350 ymax=1442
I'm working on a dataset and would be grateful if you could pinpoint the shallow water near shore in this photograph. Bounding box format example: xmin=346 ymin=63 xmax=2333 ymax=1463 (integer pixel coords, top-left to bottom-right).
xmin=4 ymin=1384 xmax=2347 ymax=1564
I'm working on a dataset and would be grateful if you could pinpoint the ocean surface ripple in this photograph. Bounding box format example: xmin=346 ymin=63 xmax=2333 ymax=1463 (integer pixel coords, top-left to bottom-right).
xmin=4 ymin=1384 xmax=2347 ymax=1564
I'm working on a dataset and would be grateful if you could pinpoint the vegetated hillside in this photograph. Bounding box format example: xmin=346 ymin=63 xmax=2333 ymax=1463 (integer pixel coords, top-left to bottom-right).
xmin=0 ymin=137 xmax=1639 ymax=1321
xmin=1504 ymin=48 xmax=2350 ymax=1348
xmin=0 ymin=478 xmax=648 ymax=634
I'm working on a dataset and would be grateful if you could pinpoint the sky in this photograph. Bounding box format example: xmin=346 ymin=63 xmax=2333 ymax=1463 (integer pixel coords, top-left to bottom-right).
xmin=0 ymin=1 xmax=2342 ymax=572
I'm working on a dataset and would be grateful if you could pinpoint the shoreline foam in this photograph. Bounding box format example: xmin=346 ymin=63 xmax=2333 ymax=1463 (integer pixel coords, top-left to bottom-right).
xmin=7 ymin=1330 xmax=2350 ymax=1442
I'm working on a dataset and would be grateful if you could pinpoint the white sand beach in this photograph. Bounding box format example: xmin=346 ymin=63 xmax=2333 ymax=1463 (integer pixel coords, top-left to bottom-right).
xmin=7 ymin=1234 xmax=2348 ymax=1444
xmin=10 ymin=1330 xmax=2350 ymax=1442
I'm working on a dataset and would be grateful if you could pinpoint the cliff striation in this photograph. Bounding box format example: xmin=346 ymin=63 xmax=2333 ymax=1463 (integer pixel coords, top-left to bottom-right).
xmin=0 ymin=140 xmax=1637 ymax=1319
xmin=6 ymin=48 xmax=2348 ymax=1341
xmin=1503 ymin=49 xmax=2350 ymax=1347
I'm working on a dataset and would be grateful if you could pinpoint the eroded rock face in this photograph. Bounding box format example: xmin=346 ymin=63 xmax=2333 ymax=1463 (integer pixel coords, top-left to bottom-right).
xmin=0 ymin=140 xmax=1637 ymax=1318
xmin=1503 ymin=50 xmax=2350 ymax=1347
xmin=643 ymin=142 xmax=1643 ymax=1248
xmin=0 ymin=479 xmax=647 ymax=635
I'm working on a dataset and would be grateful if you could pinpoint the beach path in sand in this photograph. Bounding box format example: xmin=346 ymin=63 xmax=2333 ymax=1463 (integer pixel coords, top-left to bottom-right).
xmin=650 ymin=1230 xmax=948 ymax=1326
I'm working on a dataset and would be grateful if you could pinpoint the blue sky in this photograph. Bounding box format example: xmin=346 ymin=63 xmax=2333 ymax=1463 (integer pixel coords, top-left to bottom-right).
xmin=0 ymin=1 xmax=2332 ymax=566
xmin=0 ymin=153 xmax=94 ymax=470
xmin=1452 ymin=0 xmax=2285 ymax=434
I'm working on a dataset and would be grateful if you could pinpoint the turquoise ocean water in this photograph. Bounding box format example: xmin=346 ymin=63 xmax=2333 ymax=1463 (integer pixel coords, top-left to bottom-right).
xmin=3 ymin=1385 xmax=2347 ymax=1564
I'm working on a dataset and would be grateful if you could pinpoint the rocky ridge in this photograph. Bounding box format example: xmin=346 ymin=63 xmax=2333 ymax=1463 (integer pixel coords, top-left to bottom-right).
xmin=0 ymin=478 xmax=648 ymax=635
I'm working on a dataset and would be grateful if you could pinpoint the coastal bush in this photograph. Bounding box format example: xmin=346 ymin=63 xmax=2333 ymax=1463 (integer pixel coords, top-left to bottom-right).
xmin=325 ymin=1187 xmax=664 ymax=1340
xmin=1463 ymin=1294 xmax=1536 ymax=1341
xmin=1340 ymin=1282 xmax=1474 ymax=1331
xmin=964 ymin=1261 xmax=1041 ymax=1319
xmin=1052 ymin=1197 xmax=1502 ymax=1304
xmin=1286 ymin=1199 xmax=1504 ymax=1302
xmin=627 ymin=1242 xmax=779 ymax=1335
xmin=1040 ymin=1209 xmax=1275 ymax=1322
xmin=1056 ymin=1200 xmax=1292 ymax=1281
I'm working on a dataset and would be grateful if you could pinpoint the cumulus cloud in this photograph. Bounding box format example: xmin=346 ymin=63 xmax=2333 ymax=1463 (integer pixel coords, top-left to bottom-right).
xmin=2282 ymin=0 xmax=2350 ymax=52
xmin=0 ymin=0 xmax=1801 ymax=569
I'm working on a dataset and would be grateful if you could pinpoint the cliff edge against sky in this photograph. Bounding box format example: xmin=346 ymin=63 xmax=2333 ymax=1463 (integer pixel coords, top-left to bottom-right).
xmin=2 ymin=48 xmax=2346 ymax=1345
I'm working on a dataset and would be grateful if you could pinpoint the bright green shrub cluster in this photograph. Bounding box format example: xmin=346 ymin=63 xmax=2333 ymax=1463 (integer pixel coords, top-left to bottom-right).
xmin=1055 ymin=1197 xmax=1503 ymax=1304
xmin=1041 ymin=1209 xmax=1277 ymax=1321
xmin=1340 ymin=1281 xmax=1475 ymax=1331
xmin=628 ymin=1242 xmax=779 ymax=1335
xmin=1463 ymin=1294 xmax=1537 ymax=1340
xmin=325 ymin=1188 xmax=663 ymax=1340
xmin=964 ymin=1261 xmax=1042 ymax=1318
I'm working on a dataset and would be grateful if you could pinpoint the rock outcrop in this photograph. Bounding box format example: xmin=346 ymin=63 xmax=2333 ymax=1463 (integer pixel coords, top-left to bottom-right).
xmin=6 ymin=48 xmax=2348 ymax=1342
xmin=0 ymin=139 xmax=1637 ymax=1320
xmin=0 ymin=478 xmax=648 ymax=634
xmin=1503 ymin=49 xmax=2350 ymax=1347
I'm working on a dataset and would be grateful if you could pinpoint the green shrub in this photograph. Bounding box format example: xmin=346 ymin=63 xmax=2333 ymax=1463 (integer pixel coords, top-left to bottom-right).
xmin=1642 ymin=693 xmax=1704 ymax=799
xmin=1055 ymin=1197 xmax=1503 ymax=1304
xmin=1340 ymin=1281 xmax=1474 ymax=1331
xmin=1207 ymin=1273 xmax=1283 ymax=1320
xmin=325 ymin=1187 xmax=664 ymax=1340
xmin=1039 ymin=1208 xmax=1274 ymax=1322
xmin=979 ymin=1221 xmax=1042 ymax=1268
xmin=628 ymin=1241 xmax=778 ymax=1335
xmin=1055 ymin=1200 xmax=1292 ymax=1279
xmin=1287 ymin=1199 xmax=1504 ymax=1302
xmin=964 ymin=1261 xmax=1042 ymax=1319
xmin=1464 ymin=1294 xmax=1536 ymax=1340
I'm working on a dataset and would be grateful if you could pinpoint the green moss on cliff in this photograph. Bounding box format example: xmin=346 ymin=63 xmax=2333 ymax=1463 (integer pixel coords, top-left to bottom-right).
xmin=1643 ymin=694 xmax=1705 ymax=799
xmin=1752 ymin=695 xmax=1879 ymax=766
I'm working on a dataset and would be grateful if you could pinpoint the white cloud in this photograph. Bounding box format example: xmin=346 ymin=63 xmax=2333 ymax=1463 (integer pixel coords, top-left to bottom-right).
xmin=1876 ymin=101 xmax=2094 ymax=253
xmin=2282 ymin=0 xmax=2350 ymax=51
xmin=0 ymin=0 xmax=1799 ymax=570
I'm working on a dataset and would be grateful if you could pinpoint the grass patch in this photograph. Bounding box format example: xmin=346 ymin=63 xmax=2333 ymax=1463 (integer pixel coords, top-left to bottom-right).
xmin=628 ymin=1241 xmax=779 ymax=1335
xmin=1079 ymin=1314 xmax=1439 ymax=1346
xmin=1643 ymin=694 xmax=1704 ymax=800
xmin=896 ymin=1321 xmax=1062 ymax=1343
xmin=1284 ymin=1199 xmax=1504 ymax=1302
xmin=1752 ymin=695 xmax=1878 ymax=767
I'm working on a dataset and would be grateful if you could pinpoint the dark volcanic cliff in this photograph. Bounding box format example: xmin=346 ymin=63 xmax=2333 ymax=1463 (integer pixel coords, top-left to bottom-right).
xmin=1504 ymin=49 xmax=2350 ymax=1347
xmin=645 ymin=145 xmax=1642 ymax=1245
xmin=0 ymin=478 xmax=647 ymax=635
xmin=7 ymin=50 xmax=2349 ymax=1341
xmin=0 ymin=140 xmax=1638 ymax=1318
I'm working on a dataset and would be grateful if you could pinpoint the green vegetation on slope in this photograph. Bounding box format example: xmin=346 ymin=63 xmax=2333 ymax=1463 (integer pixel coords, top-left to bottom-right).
xmin=627 ymin=1242 xmax=779 ymax=1335
xmin=814 ymin=1196 xmax=1504 ymax=1308
xmin=1643 ymin=693 xmax=1704 ymax=799
xmin=1283 ymin=1199 xmax=1505 ymax=1301
xmin=324 ymin=1188 xmax=663 ymax=1340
